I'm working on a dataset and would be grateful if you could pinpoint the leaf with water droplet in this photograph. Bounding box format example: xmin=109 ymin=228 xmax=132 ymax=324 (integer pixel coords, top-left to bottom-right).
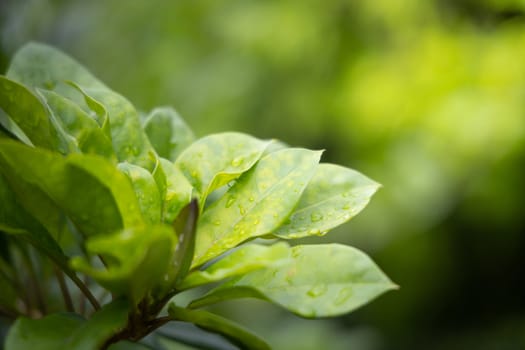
xmin=160 ymin=158 xmax=193 ymax=224
xmin=192 ymin=148 xmax=321 ymax=267
xmin=175 ymin=132 xmax=271 ymax=208
xmin=179 ymin=242 xmax=290 ymax=290
xmin=190 ymin=244 xmax=397 ymax=318
xmin=273 ymin=164 xmax=380 ymax=239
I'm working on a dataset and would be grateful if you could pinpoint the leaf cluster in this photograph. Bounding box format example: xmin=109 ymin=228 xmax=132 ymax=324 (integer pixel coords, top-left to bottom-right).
xmin=0 ymin=43 xmax=395 ymax=349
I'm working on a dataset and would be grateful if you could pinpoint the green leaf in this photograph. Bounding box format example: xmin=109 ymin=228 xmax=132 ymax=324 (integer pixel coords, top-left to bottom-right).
xmin=66 ymin=299 xmax=130 ymax=350
xmin=143 ymin=107 xmax=195 ymax=162
xmin=118 ymin=162 xmax=161 ymax=225
xmin=172 ymin=200 xmax=199 ymax=285
xmin=37 ymin=89 xmax=115 ymax=159
xmin=273 ymin=164 xmax=380 ymax=239
xmin=190 ymin=244 xmax=397 ymax=318
xmin=192 ymin=148 xmax=321 ymax=267
xmin=73 ymin=85 xmax=157 ymax=170
xmin=0 ymin=139 xmax=143 ymax=236
xmin=0 ymin=76 xmax=62 ymax=151
xmin=5 ymin=313 xmax=84 ymax=350
xmin=168 ymin=305 xmax=270 ymax=350
xmin=175 ymin=132 xmax=271 ymax=205
xmin=161 ymin=158 xmax=193 ymax=224
xmin=70 ymin=225 xmax=177 ymax=302
xmin=179 ymin=242 xmax=290 ymax=290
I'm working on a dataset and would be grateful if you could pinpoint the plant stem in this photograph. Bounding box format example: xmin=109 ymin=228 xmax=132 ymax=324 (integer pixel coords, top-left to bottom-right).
xmin=66 ymin=272 xmax=101 ymax=311
xmin=55 ymin=266 xmax=74 ymax=312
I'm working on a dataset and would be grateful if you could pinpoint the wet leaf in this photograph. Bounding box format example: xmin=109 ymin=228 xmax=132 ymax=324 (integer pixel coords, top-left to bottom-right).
xmin=192 ymin=148 xmax=321 ymax=267
xmin=175 ymin=132 xmax=270 ymax=205
xmin=161 ymin=158 xmax=193 ymax=224
xmin=190 ymin=244 xmax=397 ymax=318
xmin=274 ymin=164 xmax=380 ymax=239
xmin=179 ymin=242 xmax=290 ymax=290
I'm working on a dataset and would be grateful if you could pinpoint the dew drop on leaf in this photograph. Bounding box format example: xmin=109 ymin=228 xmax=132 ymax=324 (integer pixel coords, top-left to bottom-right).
xmin=334 ymin=287 xmax=353 ymax=305
xmin=307 ymin=284 xmax=327 ymax=297
xmin=225 ymin=196 xmax=236 ymax=208
xmin=231 ymin=156 xmax=244 ymax=167
xmin=310 ymin=212 xmax=323 ymax=222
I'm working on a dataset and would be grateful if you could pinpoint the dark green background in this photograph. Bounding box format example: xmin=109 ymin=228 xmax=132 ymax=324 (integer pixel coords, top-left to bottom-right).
xmin=2 ymin=0 xmax=525 ymax=349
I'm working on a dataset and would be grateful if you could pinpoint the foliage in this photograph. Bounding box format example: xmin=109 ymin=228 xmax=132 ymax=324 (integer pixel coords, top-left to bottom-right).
xmin=0 ymin=43 xmax=394 ymax=349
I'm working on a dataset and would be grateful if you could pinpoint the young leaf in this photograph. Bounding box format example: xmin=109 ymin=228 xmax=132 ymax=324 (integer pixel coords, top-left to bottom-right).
xmin=118 ymin=162 xmax=162 ymax=225
xmin=160 ymin=158 xmax=193 ymax=224
xmin=190 ymin=244 xmax=397 ymax=318
xmin=192 ymin=148 xmax=322 ymax=267
xmin=175 ymin=132 xmax=271 ymax=204
xmin=5 ymin=313 xmax=84 ymax=350
xmin=70 ymin=225 xmax=177 ymax=302
xmin=37 ymin=89 xmax=115 ymax=159
xmin=0 ymin=76 xmax=62 ymax=151
xmin=179 ymin=242 xmax=290 ymax=290
xmin=143 ymin=107 xmax=195 ymax=162
xmin=273 ymin=164 xmax=380 ymax=239
xmin=168 ymin=305 xmax=270 ymax=350
xmin=0 ymin=139 xmax=143 ymax=236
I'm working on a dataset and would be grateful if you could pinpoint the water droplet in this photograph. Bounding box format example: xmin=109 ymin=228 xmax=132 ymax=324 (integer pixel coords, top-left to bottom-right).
xmin=307 ymin=284 xmax=327 ymax=297
xmin=253 ymin=218 xmax=260 ymax=225
xmin=334 ymin=288 xmax=353 ymax=305
xmin=249 ymin=196 xmax=255 ymax=202
xmin=310 ymin=212 xmax=323 ymax=222
xmin=231 ymin=156 xmax=244 ymax=167
xmin=342 ymin=203 xmax=351 ymax=210
xmin=213 ymin=220 xmax=221 ymax=226
xmin=239 ymin=205 xmax=246 ymax=215
xmin=307 ymin=228 xmax=321 ymax=236
xmin=273 ymin=213 xmax=279 ymax=218
xmin=342 ymin=191 xmax=351 ymax=198
xmin=225 ymin=196 xmax=236 ymax=208
xmin=291 ymin=247 xmax=302 ymax=258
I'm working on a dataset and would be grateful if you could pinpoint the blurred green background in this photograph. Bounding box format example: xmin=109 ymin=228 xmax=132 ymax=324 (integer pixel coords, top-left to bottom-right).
xmin=2 ymin=0 xmax=525 ymax=349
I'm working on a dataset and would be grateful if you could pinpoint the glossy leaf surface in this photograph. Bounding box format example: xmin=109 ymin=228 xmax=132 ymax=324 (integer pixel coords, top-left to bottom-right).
xmin=274 ymin=164 xmax=380 ymax=239
xmin=175 ymin=132 xmax=270 ymax=204
xmin=190 ymin=244 xmax=396 ymax=318
xmin=160 ymin=158 xmax=193 ymax=223
xmin=192 ymin=148 xmax=321 ymax=267
xmin=179 ymin=242 xmax=290 ymax=290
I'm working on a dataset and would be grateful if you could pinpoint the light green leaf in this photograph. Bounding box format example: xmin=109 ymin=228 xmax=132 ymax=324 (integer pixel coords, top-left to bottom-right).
xmin=70 ymin=225 xmax=177 ymax=302
xmin=192 ymin=148 xmax=321 ymax=267
xmin=161 ymin=158 xmax=193 ymax=224
xmin=168 ymin=305 xmax=270 ymax=350
xmin=175 ymin=132 xmax=271 ymax=205
xmin=190 ymin=244 xmax=397 ymax=318
xmin=66 ymin=299 xmax=130 ymax=350
xmin=118 ymin=162 xmax=161 ymax=225
xmin=274 ymin=164 xmax=380 ymax=239
xmin=37 ymin=89 xmax=115 ymax=159
xmin=74 ymin=85 xmax=157 ymax=170
xmin=0 ymin=139 xmax=143 ymax=236
xmin=5 ymin=313 xmax=84 ymax=350
xmin=0 ymin=76 xmax=63 ymax=151
xmin=143 ymin=107 xmax=195 ymax=162
xmin=179 ymin=242 xmax=290 ymax=290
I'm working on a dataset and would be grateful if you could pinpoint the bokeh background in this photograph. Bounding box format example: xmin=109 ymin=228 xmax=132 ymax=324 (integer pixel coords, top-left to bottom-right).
xmin=2 ymin=0 xmax=525 ymax=349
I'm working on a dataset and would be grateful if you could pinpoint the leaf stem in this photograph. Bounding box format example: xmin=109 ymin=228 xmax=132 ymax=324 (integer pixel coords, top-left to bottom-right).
xmin=55 ymin=265 xmax=74 ymax=312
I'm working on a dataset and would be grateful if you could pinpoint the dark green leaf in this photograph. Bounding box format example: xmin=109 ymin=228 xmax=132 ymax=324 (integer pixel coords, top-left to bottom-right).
xmin=192 ymin=148 xmax=321 ymax=267
xmin=5 ymin=313 xmax=84 ymax=350
xmin=172 ymin=199 xmax=199 ymax=285
xmin=190 ymin=244 xmax=397 ymax=318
